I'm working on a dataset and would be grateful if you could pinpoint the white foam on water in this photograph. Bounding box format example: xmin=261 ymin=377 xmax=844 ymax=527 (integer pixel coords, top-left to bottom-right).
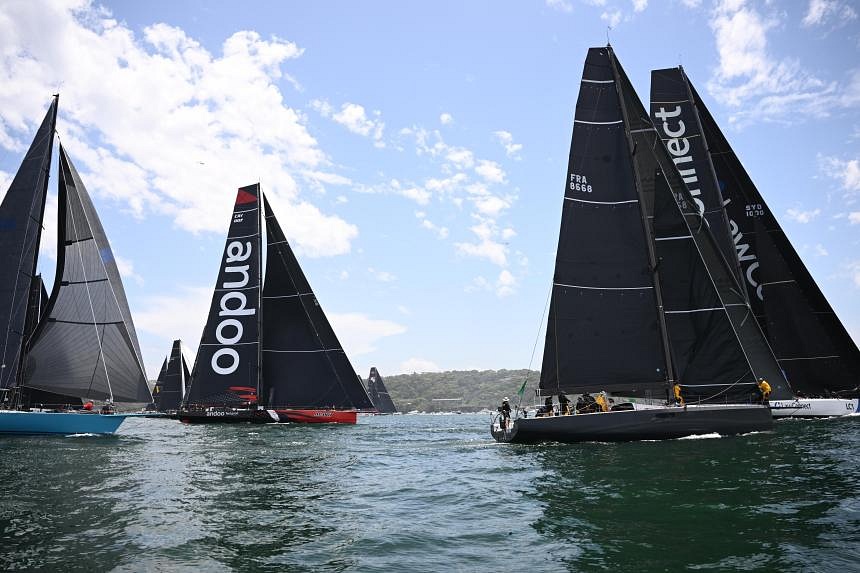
xmin=65 ymin=433 xmax=98 ymax=438
xmin=675 ymin=432 xmax=722 ymax=440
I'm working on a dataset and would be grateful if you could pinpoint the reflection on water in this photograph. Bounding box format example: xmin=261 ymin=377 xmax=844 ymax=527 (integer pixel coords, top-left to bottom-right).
xmin=0 ymin=415 xmax=857 ymax=571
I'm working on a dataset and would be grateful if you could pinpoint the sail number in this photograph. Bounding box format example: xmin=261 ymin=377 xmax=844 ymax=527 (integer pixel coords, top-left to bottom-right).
xmin=570 ymin=174 xmax=592 ymax=193
xmin=745 ymin=204 xmax=764 ymax=217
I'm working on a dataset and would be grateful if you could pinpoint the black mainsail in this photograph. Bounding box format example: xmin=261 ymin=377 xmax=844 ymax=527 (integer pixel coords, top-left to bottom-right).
xmin=652 ymin=67 xmax=860 ymax=398
xmin=366 ymin=366 xmax=397 ymax=413
xmin=22 ymin=146 xmax=151 ymax=403
xmin=261 ymin=195 xmax=374 ymax=411
xmin=0 ymin=98 xmax=57 ymax=392
xmin=153 ymin=339 xmax=190 ymax=412
xmin=539 ymin=46 xmax=792 ymax=404
xmin=185 ymin=185 xmax=263 ymax=407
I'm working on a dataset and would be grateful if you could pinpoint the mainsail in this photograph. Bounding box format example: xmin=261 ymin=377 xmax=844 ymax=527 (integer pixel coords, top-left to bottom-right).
xmin=539 ymin=47 xmax=670 ymax=398
xmin=0 ymin=98 xmax=57 ymax=390
xmin=185 ymin=185 xmax=262 ymax=406
xmin=261 ymin=195 xmax=374 ymax=410
xmin=366 ymin=367 xmax=397 ymax=413
xmin=153 ymin=339 xmax=190 ymax=412
xmin=23 ymin=145 xmax=151 ymax=403
xmin=654 ymin=68 xmax=859 ymax=397
xmin=540 ymin=46 xmax=793 ymax=402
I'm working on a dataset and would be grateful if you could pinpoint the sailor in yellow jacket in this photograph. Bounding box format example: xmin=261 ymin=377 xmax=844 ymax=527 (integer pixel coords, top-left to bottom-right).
xmin=673 ymin=383 xmax=684 ymax=406
xmin=595 ymin=392 xmax=609 ymax=412
xmin=757 ymin=378 xmax=772 ymax=403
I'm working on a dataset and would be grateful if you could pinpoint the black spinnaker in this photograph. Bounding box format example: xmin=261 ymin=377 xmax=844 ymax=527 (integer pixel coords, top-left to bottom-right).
xmin=539 ymin=46 xmax=793 ymax=404
xmin=0 ymin=98 xmax=57 ymax=392
xmin=651 ymin=67 xmax=859 ymax=398
xmin=366 ymin=367 xmax=397 ymax=413
xmin=22 ymin=145 xmax=151 ymax=403
xmin=185 ymin=185 xmax=262 ymax=407
xmin=261 ymin=195 xmax=374 ymax=411
xmin=153 ymin=339 xmax=190 ymax=412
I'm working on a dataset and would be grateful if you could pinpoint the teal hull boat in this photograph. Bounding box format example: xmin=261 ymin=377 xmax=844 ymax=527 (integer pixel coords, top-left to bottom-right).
xmin=0 ymin=411 xmax=130 ymax=435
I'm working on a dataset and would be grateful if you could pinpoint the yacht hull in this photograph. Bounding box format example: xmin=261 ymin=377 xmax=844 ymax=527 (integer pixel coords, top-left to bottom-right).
xmin=0 ymin=410 xmax=128 ymax=435
xmin=769 ymin=398 xmax=859 ymax=418
xmin=178 ymin=407 xmax=357 ymax=425
xmin=491 ymin=404 xmax=772 ymax=444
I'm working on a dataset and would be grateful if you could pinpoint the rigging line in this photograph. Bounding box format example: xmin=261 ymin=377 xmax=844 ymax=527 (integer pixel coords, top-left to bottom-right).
xmin=515 ymin=279 xmax=552 ymax=416
xmin=67 ymin=188 xmax=113 ymax=403
xmin=689 ymin=370 xmax=752 ymax=403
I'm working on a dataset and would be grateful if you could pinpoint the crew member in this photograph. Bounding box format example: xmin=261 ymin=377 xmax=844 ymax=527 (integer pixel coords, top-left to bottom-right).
xmin=595 ymin=392 xmax=609 ymax=413
xmin=539 ymin=395 xmax=554 ymax=417
xmin=558 ymin=394 xmax=572 ymax=415
xmin=757 ymin=378 xmax=772 ymax=403
xmin=673 ymin=383 xmax=684 ymax=406
xmin=499 ymin=397 xmax=511 ymax=429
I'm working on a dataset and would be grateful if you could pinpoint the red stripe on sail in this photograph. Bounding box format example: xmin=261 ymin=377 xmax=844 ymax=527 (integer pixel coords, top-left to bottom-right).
xmin=235 ymin=189 xmax=257 ymax=205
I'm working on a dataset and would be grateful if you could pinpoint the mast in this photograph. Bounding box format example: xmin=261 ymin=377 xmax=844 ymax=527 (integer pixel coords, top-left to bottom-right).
xmin=256 ymin=184 xmax=264 ymax=404
xmin=608 ymin=46 xmax=676 ymax=392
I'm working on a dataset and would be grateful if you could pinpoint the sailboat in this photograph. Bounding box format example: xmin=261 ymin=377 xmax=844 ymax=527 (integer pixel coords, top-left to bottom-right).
xmin=366 ymin=367 xmax=397 ymax=414
xmin=650 ymin=67 xmax=860 ymax=418
xmin=0 ymin=97 xmax=152 ymax=434
xmin=179 ymin=185 xmax=375 ymax=424
xmin=151 ymin=339 xmax=190 ymax=413
xmin=492 ymin=46 xmax=780 ymax=444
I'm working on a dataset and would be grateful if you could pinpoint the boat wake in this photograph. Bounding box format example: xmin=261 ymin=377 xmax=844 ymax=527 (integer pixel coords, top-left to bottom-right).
xmin=65 ymin=433 xmax=99 ymax=438
xmin=675 ymin=432 xmax=722 ymax=440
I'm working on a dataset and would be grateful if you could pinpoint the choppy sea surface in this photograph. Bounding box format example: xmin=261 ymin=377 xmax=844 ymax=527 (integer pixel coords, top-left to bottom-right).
xmin=0 ymin=413 xmax=858 ymax=572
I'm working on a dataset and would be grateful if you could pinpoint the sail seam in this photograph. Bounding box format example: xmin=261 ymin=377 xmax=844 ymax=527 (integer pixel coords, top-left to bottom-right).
xmin=582 ymin=79 xmax=614 ymax=84
xmin=554 ymin=282 xmax=653 ymax=291
xmin=664 ymin=307 xmax=723 ymax=314
xmin=263 ymin=293 xmax=313 ymax=299
xmin=262 ymin=349 xmax=345 ymax=353
xmin=574 ymin=119 xmax=622 ymax=125
xmin=233 ymin=207 xmax=258 ymax=214
xmin=652 ymin=99 xmax=690 ymax=105
xmin=565 ymin=197 xmax=638 ymax=205
xmin=199 ymin=341 xmax=258 ymax=346
xmin=777 ymin=355 xmax=840 ymax=361
xmin=760 ymin=280 xmax=796 ymax=286
xmin=655 ymin=235 xmax=692 ymax=241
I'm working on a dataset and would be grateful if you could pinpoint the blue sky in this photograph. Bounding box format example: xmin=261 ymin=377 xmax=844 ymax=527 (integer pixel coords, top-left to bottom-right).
xmin=1 ymin=0 xmax=858 ymax=379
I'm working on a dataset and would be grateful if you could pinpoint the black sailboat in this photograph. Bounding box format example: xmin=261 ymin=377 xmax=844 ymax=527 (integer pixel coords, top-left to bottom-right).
xmin=650 ymin=67 xmax=860 ymax=417
xmin=0 ymin=98 xmax=152 ymax=434
xmin=366 ymin=367 xmax=397 ymax=414
xmin=492 ymin=47 xmax=776 ymax=444
xmin=180 ymin=185 xmax=374 ymax=424
xmin=152 ymin=339 xmax=190 ymax=412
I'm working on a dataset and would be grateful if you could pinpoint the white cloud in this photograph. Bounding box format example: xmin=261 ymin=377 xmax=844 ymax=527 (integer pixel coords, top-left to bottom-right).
xmin=339 ymin=270 xmax=350 ymax=280
xmin=445 ymin=146 xmax=475 ymax=170
xmin=115 ymin=253 xmax=144 ymax=285
xmin=849 ymin=212 xmax=860 ymax=224
xmin=601 ymin=9 xmax=623 ymax=27
xmin=493 ymin=130 xmax=522 ymax=159
xmin=398 ymin=357 xmax=441 ymax=374
xmin=367 ymin=267 xmax=396 ymax=282
xmin=496 ymin=269 xmax=517 ymax=297
xmin=397 ymin=305 xmax=411 ymax=315
xmin=331 ymin=102 xmax=386 ymax=148
xmin=473 ymin=195 xmax=511 ymax=217
xmin=134 ymin=285 xmax=213 ymax=374
xmin=785 ymin=207 xmax=821 ymax=223
xmin=475 ymin=159 xmax=506 ymax=183
xmin=813 ymin=243 xmax=829 ymax=257
xmin=455 ymin=220 xmax=508 ymax=266
xmin=802 ymin=0 xmax=857 ymax=27
xmin=328 ymin=313 xmax=406 ymax=356
xmin=680 ymin=0 xmax=702 ymax=7
xmin=705 ymin=1 xmax=859 ymax=125
xmin=420 ymin=217 xmax=449 ymax=239
xmin=632 ymin=0 xmax=648 ymax=12
xmin=845 ymin=261 xmax=860 ymax=288
xmin=546 ymin=0 xmax=573 ymax=13
xmin=439 ymin=112 xmax=453 ymax=125
xmin=0 ymin=2 xmax=360 ymax=257
xmin=819 ymin=156 xmax=860 ymax=195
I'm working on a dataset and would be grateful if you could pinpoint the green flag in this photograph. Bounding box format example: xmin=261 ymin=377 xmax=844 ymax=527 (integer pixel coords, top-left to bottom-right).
xmin=517 ymin=379 xmax=527 ymax=397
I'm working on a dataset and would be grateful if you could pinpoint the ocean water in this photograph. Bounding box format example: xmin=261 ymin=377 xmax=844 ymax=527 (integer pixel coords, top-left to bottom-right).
xmin=0 ymin=413 xmax=858 ymax=572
